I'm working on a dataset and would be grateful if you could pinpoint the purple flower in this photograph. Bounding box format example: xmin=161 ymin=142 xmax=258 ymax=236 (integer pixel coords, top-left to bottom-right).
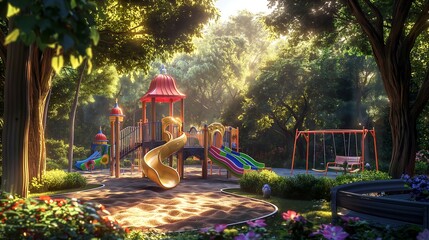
xmin=199 ymin=227 xmax=210 ymax=233
xmin=234 ymin=231 xmax=261 ymax=240
xmin=312 ymin=224 xmax=349 ymax=240
xmin=340 ymin=216 xmax=360 ymax=223
xmin=214 ymin=224 xmax=228 ymax=233
xmin=247 ymin=219 xmax=267 ymax=228
xmin=417 ymin=229 xmax=429 ymax=240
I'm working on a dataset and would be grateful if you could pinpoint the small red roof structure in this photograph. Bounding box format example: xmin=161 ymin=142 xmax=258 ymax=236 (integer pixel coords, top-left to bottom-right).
xmin=140 ymin=74 xmax=186 ymax=103
xmin=110 ymin=101 xmax=124 ymax=116
xmin=94 ymin=128 xmax=108 ymax=143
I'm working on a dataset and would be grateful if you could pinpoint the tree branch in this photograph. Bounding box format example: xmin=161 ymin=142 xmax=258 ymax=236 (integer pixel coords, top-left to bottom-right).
xmin=406 ymin=1 xmax=429 ymax=52
xmin=411 ymin=65 xmax=429 ymax=117
xmin=386 ymin=0 xmax=412 ymax=52
xmin=342 ymin=0 xmax=385 ymax=59
xmin=362 ymin=0 xmax=384 ymax=36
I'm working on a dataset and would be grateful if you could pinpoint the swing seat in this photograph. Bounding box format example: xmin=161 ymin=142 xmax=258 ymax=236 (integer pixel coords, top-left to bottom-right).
xmin=325 ymin=155 xmax=363 ymax=175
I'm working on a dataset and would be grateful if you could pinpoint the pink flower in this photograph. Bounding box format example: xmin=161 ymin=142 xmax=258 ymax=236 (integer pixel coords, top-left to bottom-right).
xmin=313 ymin=224 xmax=349 ymax=240
xmin=282 ymin=210 xmax=299 ymax=221
xmin=247 ymin=219 xmax=267 ymax=228
xmin=214 ymin=224 xmax=228 ymax=233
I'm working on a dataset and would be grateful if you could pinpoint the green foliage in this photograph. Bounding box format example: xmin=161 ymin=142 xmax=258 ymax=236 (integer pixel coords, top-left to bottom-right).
xmin=30 ymin=169 xmax=87 ymax=193
xmin=239 ymin=170 xmax=284 ymax=195
xmin=0 ymin=192 xmax=128 ymax=239
xmin=283 ymin=174 xmax=334 ymax=201
xmin=240 ymin=170 xmax=391 ymax=201
xmin=64 ymin=172 xmax=88 ymax=189
xmin=197 ymin=212 xmax=424 ymax=239
xmin=240 ymin=170 xmax=335 ymax=200
xmin=46 ymin=138 xmax=90 ymax=170
xmin=2 ymin=0 xmax=99 ymax=73
xmin=415 ymin=161 xmax=428 ymax=175
xmin=334 ymin=170 xmax=391 ymax=186
xmin=94 ymin=0 xmax=219 ymax=74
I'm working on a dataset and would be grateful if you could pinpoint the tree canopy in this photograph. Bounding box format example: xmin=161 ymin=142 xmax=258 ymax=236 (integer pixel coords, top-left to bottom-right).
xmin=266 ymin=0 xmax=429 ymax=177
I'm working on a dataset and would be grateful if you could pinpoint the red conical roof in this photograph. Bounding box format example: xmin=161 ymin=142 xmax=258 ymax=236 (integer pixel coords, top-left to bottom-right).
xmin=110 ymin=101 xmax=124 ymax=116
xmin=140 ymin=74 xmax=186 ymax=103
xmin=94 ymin=128 xmax=108 ymax=143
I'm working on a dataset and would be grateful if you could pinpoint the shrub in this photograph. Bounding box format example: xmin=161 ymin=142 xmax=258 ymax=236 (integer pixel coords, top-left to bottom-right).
xmin=240 ymin=170 xmax=391 ymax=201
xmin=240 ymin=170 xmax=335 ymax=200
xmin=0 ymin=192 xmax=128 ymax=239
xmin=64 ymin=172 xmax=87 ymax=189
xmin=334 ymin=170 xmax=391 ymax=186
xmin=239 ymin=170 xmax=284 ymax=195
xmin=239 ymin=170 xmax=263 ymax=194
xmin=44 ymin=169 xmax=69 ymax=191
xmin=415 ymin=160 xmax=428 ymax=175
xmin=30 ymin=169 xmax=87 ymax=193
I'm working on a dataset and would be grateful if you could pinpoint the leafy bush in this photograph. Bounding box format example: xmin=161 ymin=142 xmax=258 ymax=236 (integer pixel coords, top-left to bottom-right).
xmin=30 ymin=169 xmax=87 ymax=193
xmin=46 ymin=138 xmax=90 ymax=170
xmin=0 ymin=192 xmax=128 ymax=239
xmin=334 ymin=170 xmax=391 ymax=186
xmin=240 ymin=170 xmax=390 ymax=201
xmin=415 ymin=160 xmax=428 ymax=175
xmin=44 ymin=169 xmax=69 ymax=191
xmin=239 ymin=170 xmax=285 ymax=195
xmin=240 ymin=170 xmax=335 ymax=200
xmin=64 ymin=172 xmax=87 ymax=189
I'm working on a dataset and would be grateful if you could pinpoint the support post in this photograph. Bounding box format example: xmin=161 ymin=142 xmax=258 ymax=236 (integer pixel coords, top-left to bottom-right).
xmin=203 ymin=124 xmax=208 ymax=179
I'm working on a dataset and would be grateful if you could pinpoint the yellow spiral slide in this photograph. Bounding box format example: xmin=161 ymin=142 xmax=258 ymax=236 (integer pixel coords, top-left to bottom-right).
xmin=141 ymin=118 xmax=187 ymax=189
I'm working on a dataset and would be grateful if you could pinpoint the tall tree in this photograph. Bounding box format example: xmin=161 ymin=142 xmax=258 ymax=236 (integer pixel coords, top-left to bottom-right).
xmin=267 ymin=0 xmax=429 ymax=177
xmin=1 ymin=0 xmax=98 ymax=196
xmin=1 ymin=0 xmax=217 ymax=196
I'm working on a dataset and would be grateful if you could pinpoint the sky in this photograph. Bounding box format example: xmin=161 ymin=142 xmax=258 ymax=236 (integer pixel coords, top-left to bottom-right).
xmin=215 ymin=0 xmax=272 ymax=19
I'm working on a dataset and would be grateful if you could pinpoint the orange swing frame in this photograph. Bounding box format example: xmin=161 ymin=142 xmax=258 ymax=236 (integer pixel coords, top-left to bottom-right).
xmin=290 ymin=128 xmax=379 ymax=175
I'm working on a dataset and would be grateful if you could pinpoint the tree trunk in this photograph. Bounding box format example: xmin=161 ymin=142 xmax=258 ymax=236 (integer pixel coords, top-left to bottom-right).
xmin=27 ymin=46 xmax=54 ymax=181
xmin=1 ymin=29 xmax=30 ymax=197
xmin=388 ymin=102 xmax=417 ymax=178
xmin=68 ymin=61 xmax=87 ymax=172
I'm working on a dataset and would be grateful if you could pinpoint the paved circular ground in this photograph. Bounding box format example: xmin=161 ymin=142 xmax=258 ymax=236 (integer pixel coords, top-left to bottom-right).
xmin=59 ymin=166 xmax=277 ymax=232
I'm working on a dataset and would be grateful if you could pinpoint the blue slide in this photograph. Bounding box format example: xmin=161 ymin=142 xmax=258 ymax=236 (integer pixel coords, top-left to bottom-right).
xmin=74 ymin=151 xmax=101 ymax=170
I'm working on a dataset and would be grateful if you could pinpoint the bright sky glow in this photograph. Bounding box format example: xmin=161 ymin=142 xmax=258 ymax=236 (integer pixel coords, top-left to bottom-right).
xmin=215 ymin=0 xmax=272 ymax=19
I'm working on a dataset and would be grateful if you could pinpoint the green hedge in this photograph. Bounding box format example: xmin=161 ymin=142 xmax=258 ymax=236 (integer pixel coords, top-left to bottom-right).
xmin=30 ymin=169 xmax=87 ymax=193
xmin=239 ymin=169 xmax=391 ymax=201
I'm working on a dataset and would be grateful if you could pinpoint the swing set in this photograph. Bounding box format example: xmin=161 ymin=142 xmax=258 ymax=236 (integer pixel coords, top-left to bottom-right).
xmin=290 ymin=128 xmax=379 ymax=175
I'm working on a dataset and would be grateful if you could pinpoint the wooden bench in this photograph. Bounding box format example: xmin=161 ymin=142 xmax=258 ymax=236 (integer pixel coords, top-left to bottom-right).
xmin=325 ymin=155 xmax=363 ymax=175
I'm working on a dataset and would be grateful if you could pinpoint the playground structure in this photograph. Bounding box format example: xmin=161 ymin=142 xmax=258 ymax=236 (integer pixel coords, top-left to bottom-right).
xmin=108 ymin=70 xmax=264 ymax=189
xmin=75 ymin=128 xmax=110 ymax=171
xmin=290 ymin=128 xmax=379 ymax=175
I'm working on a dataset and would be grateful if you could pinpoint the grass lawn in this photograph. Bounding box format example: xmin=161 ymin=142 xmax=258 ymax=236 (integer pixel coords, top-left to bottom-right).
xmin=29 ymin=183 xmax=102 ymax=198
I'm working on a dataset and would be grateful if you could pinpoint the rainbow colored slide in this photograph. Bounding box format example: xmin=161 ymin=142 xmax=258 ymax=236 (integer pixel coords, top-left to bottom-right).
xmin=208 ymin=145 xmax=251 ymax=178
xmin=221 ymin=146 xmax=265 ymax=170
xmin=141 ymin=132 xmax=187 ymax=189
xmin=74 ymin=151 xmax=103 ymax=170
